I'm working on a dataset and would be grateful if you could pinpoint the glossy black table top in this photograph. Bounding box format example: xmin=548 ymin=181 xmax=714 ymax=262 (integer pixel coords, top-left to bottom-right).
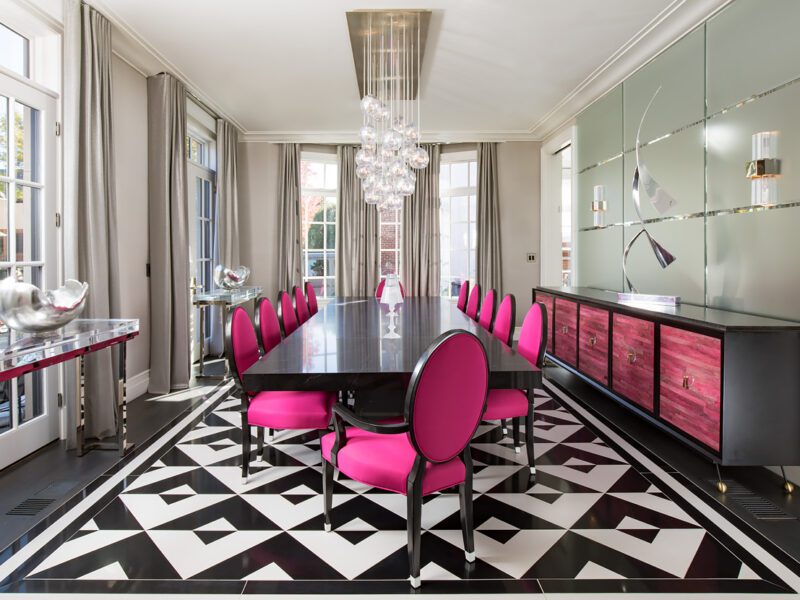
xmin=242 ymin=296 xmax=541 ymax=391
xmin=536 ymin=286 xmax=800 ymax=332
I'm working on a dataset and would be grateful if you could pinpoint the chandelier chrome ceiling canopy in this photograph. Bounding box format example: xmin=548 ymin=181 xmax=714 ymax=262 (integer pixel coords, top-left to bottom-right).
xmin=346 ymin=10 xmax=433 ymax=208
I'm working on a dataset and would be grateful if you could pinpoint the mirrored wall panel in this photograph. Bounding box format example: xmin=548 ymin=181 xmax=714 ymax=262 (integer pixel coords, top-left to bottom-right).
xmin=576 ymin=156 xmax=622 ymax=229
xmin=577 ymin=227 xmax=622 ymax=292
xmin=576 ymin=84 xmax=622 ymax=171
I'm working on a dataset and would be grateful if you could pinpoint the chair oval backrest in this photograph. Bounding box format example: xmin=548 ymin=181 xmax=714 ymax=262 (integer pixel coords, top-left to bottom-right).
xmin=293 ymin=285 xmax=310 ymax=324
xmin=456 ymin=281 xmax=469 ymax=312
xmin=466 ymin=283 xmax=481 ymax=320
xmin=517 ymin=302 xmax=548 ymax=368
xmin=225 ymin=306 xmax=260 ymax=393
xmin=375 ymin=278 xmax=406 ymax=299
xmin=277 ymin=290 xmax=298 ymax=336
xmin=478 ymin=288 xmax=496 ymax=331
xmin=305 ymin=281 xmax=318 ymax=315
xmin=492 ymin=294 xmax=516 ymax=347
xmin=406 ymin=330 xmax=489 ymax=463
xmin=254 ymin=297 xmax=282 ymax=354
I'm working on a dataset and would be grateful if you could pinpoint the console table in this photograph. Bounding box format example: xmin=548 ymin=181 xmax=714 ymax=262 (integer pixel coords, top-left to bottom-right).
xmin=192 ymin=286 xmax=262 ymax=379
xmin=534 ymin=286 xmax=800 ymax=492
xmin=0 ymin=319 xmax=140 ymax=456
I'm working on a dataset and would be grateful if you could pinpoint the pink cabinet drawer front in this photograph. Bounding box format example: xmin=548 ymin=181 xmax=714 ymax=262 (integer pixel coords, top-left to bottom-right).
xmin=578 ymin=305 xmax=609 ymax=384
xmin=536 ymin=293 xmax=555 ymax=353
xmin=554 ymin=298 xmax=578 ymax=366
xmin=611 ymin=314 xmax=655 ymax=412
xmin=659 ymin=326 xmax=722 ymax=451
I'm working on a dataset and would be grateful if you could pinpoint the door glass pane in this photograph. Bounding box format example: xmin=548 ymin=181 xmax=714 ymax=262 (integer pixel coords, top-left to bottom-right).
xmin=469 ymin=161 xmax=477 ymax=186
xmin=14 ymin=101 xmax=40 ymax=182
xmin=0 ymin=379 xmax=10 ymax=433
xmin=307 ymin=224 xmax=323 ymax=249
xmin=0 ymin=95 xmax=7 ymax=176
xmin=452 ymin=196 xmax=468 ymax=222
xmin=451 ymin=162 xmax=468 ymax=188
xmin=0 ymin=24 xmax=29 ymax=78
xmin=17 ymin=370 xmax=42 ymax=424
xmin=451 ymin=222 xmax=468 ymax=250
xmin=439 ymin=164 xmax=449 ymax=189
xmin=307 ymin=251 xmax=324 ymax=276
xmin=15 ymin=185 xmax=41 ymax=262
xmin=324 ymin=164 xmax=338 ymax=189
xmin=302 ymin=162 xmax=324 ymax=189
xmin=325 ymin=252 xmax=335 ymax=278
xmin=326 ymin=277 xmax=335 ymax=297
xmin=0 ymin=181 xmax=8 ymax=262
xmin=326 ymin=224 xmax=335 ymax=250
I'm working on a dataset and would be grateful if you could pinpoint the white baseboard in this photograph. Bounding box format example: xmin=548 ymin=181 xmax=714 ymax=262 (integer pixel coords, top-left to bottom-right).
xmin=127 ymin=369 xmax=150 ymax=401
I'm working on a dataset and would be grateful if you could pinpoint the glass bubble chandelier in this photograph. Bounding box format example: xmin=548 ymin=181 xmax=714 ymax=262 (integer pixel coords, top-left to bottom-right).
xmin=356 ymin=13 xmax=427 ymax=209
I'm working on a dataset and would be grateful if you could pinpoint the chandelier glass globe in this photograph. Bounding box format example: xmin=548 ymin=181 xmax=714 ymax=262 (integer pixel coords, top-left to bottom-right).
xmin=355 ymin=163 xmax=372 ymax=179
xmin=382 ymin=130 xmax=403 ymax=152
xmin=364 ymin=191 xmax=380 ymax=205
xmin=360 ymin=94 xmax=379 ymax=116
xmin=404 ymin=124 xmax=419 ymax=143
xmin=408 ymin=146 xmax=429 ymax=169
xmin=379 ymin=144 xmax=395 ymax=161
xmin=360 ymin=125 xmax=377 ymax=146
xmin=355 ymin=147 xmax=375 ymax=168
xmin=387 ymin=158 xmax=406 ymax=178
xmin=397 ymin=173 xmax=416 ymax=195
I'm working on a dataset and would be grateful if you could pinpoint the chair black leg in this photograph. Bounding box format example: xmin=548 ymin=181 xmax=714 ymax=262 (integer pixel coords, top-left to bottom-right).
xmin=406 ymin=456 xmax=425 ymax=588
xmin=256 ymin=427 xmax=264 ymax=462
xmin=459 ymin=448 xmax=475 ymax=563
xmin=526 ymin=391 xmax=536 ymax=478
xmin=267 ymin=427 xmax=273 ymax=442
xmin=501 ymin=418 xmax=508 ymax=436
xmin=241 ymin=413 xmax=251 ymax=482
xmin=322 ymin=446 xmax=334 ymax=532
xmin=512 ymin=417 xmax=521 ymax=453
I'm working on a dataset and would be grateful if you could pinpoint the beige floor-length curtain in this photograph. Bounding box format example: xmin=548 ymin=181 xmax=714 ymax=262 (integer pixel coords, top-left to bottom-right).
xmin=278 ymin=144 xmax=303 ymax=292
xmin=401 ymin=144 xmax=441 ymax=296
xmin=336 ymin=146 xmax=379 ymax=296
xmin=209 ymin=118 xmax=240 ymax=355
xmin=148 ymin=73 xmax=190 ymax=394
xmin=476 ymin=142 xmax=503 ymax=294
xmin=64 ymin=1 xmax=120 ymax=441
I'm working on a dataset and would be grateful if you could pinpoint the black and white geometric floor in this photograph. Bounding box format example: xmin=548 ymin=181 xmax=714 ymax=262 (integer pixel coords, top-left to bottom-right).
xmin=1 ymin=380 xmax=798 ymax=596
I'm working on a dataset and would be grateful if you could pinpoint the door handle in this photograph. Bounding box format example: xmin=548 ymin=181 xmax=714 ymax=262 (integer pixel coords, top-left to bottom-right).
xmin=588 ymin=334 xmax=597 ymax=347
xmin=682 ymin=374 xmax=694 ymax=389
xmin=561 ymin=325 xmax=569 ymax=334
xmin=627 ymin=350 xmax=637 ymax=364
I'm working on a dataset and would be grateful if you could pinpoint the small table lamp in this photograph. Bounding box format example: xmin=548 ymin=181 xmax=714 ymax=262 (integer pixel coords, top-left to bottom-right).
xmin=379 ymin=274 xmax=404 ymax=339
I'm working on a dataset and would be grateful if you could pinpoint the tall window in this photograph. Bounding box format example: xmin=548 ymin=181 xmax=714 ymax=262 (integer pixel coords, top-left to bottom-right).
xmin=300 ymin=153 xmax=337 ymax=298
xmin=379 ymin=205 xmax=401 ymax=277
xmin=559 ymin=146 xmax=572 ymax=285
xmin=439 ymin=151 xmax=477 ymax=298
xmin=186 ymin=130 xmax=215 ymax=297
xmin=0 ymin=23 xmax=29 ymax=78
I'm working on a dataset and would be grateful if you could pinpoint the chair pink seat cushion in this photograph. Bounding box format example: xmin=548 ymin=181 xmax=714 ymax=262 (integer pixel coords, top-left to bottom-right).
xmin=247 ymin=391 xmax=336 ymax=430
xmin=483 ymin=388 xmax=528 ymax=420
xmin=321 ymin=429 xmax=466 ymax=496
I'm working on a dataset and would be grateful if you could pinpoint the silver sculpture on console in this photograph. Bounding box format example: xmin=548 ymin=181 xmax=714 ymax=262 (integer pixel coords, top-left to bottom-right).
xmin=213 ymin=265 xmax=250 ymax=290
xmin=0 ymin=275 xmax=89 ymax=334
xmin=619 ymin=86 xmax=680 ymax=306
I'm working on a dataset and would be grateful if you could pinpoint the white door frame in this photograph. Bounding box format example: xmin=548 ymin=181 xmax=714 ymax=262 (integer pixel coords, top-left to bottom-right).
xmin=540 ymin=124 xmax=576 ymax=287
xmin=0 ymin=69 xmax=59 ymax=469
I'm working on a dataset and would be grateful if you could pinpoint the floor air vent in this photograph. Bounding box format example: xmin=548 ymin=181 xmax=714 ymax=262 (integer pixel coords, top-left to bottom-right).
xmin=712 ymin=479 xmax=797 ymax=521
xmin=6 ymin=497 xmax=54 ymax=516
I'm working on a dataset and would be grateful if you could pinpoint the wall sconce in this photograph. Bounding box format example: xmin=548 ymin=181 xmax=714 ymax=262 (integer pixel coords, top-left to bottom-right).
xmin=746 ymin=131 xmax=781 ymax=206
xmin=592 ymin=185 xmax=607 ymax=227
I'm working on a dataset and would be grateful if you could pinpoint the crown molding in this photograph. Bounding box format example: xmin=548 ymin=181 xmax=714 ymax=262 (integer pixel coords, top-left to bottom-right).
xmin=530 ymin=0 xmax=733 ymax=141
xmin=241 ymin=130 xmax=541 ymax=144
xmin=86 ymin=0 xmax=246 ymax=132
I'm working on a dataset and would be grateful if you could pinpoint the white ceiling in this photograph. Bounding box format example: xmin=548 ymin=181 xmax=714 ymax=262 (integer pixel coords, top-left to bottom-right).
xmin=23 ymin=0 xmax=730 ymax=140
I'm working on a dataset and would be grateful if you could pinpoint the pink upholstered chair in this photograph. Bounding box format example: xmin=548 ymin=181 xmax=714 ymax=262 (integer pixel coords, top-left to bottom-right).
xmin=277 ymin=290 xmax=298 ymax=336
xmin=465 ymin=282 xmax=481 ymax=320
xmin=492 ymin=294 xmax=516 ymax=347
xmin=305 ymin=281 xmax=318 ymax=316
xmin=375 ymin=278 xmax=406 ymax=299
xmin=478 ymin=288 xmax=496 ymax=332
xmin=226 ymin=306 xmax=336 ymax=481
xmin=482 ymin=301 xmax=547 ymax=475
xmin=456 ymin=281 xmax=469 ymax=312
xmin=254 ymin=297 xmax=282 ymax=354
xmin=293 ymin=285 xmax=311 ymax=325
xmin=321 ymin=330 xmax=488 ymax=588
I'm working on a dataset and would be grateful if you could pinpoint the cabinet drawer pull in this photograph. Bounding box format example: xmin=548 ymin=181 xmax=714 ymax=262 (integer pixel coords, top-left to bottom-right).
xmin=561 ymin=325 xmax=569 ymax=334
xmin=589 ymin=334 xmax=597 ymax=347
xmin=682 ymin=374 xmax=694 ymax=390
xmin=627 ymin=350 xmax=638 ymax=364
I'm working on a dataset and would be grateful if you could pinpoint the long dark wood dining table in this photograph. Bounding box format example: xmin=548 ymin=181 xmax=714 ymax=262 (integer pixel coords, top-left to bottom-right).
xmin=242 ymin=296 xmax=542 ymax=395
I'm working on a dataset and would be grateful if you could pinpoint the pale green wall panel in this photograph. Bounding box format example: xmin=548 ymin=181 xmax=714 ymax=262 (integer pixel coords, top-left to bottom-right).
xmin=623 ymin=27 xmax=705 ymax=149
xmin=706 ymin=0 xmax=800 ymax=113
xmin=576 ymin=157 xmax=622 ymax=229
xmin=706 ymin=82 xmax=800 ymax=211
xmin=707 ymin=208 xmax=800 ymax=320
xmin=576 ymin=85 xmax=622 ymax=171
xmin=622 ymin=219 xmax=705 ymax=304
xmin=623 ymin=125 xmax=705 ymax=222
xmin=576 ymin=227 xmax=623 ymax=292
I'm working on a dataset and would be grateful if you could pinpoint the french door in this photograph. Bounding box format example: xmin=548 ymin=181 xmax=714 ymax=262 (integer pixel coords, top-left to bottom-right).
xmin=0 ymin=71 xmax=59 ymax=469
xmin=188 ymin=162 xmax=215 ymax=361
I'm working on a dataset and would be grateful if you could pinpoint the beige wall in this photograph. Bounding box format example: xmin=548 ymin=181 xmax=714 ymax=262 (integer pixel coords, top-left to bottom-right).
xmin=238 ymin=142 xmax=281 ymax=303
xmin=497 ymin=141 xmax=542 ymax=312
xmin=111 ymin=56 xmax=150 ymax=392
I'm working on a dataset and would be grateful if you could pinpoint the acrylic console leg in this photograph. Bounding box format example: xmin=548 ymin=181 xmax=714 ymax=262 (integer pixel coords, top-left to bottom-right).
xmin=75 ymin=354 xmax=86 ymax=456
